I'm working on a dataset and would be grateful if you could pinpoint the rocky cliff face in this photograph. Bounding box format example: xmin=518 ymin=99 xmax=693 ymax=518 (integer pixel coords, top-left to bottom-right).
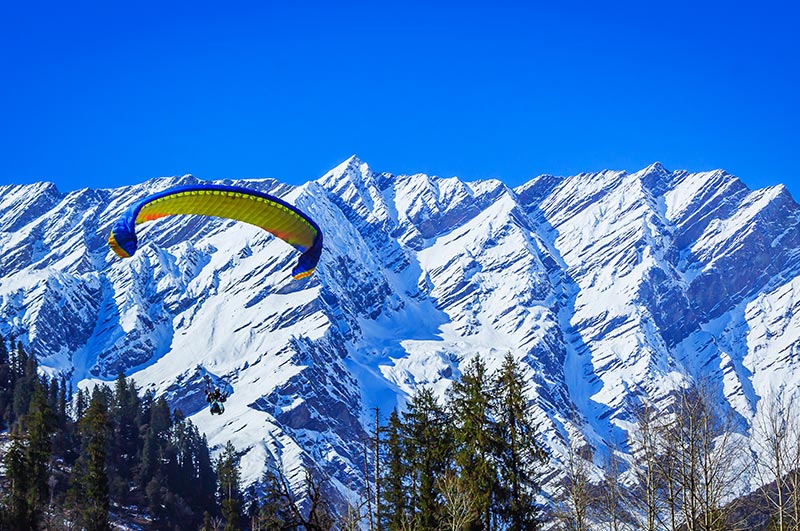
xmin=1 ymin=157 xmax=798 ymax=496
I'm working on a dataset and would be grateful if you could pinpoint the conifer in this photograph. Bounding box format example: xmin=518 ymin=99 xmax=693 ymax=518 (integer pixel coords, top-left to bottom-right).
xmin=109 ymin=372 xmax=140 ymax=501
xmin=2 ymin=426 xmax=35 ymax=530
xmin=74 ymin=387 xmax=88 ymax=420
xmin=449 ymin=354 xmax=497 ymax=531
xmin=217 ymin=440 xmax=243 ymax=531
xmin=403 ymin=387 xmax=452 ymax=531
xmin=0 ymin=334 xmax=10 ymax=428
xmin=382 ymin=409 xmax=407 ymax=531
xmin=71 ymin=388 xmax=112 ymax=531
xmin=21 ymin=387 xmax=58 ymax=518
xmin=491 ymin=353 xmax=546 ymax=531
xmin=12 ymin=343 xmax=38 ymax=421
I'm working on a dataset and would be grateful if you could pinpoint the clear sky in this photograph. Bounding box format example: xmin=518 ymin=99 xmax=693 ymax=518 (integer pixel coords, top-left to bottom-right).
xmin=2 ymin=0 xmax=798 ymax=198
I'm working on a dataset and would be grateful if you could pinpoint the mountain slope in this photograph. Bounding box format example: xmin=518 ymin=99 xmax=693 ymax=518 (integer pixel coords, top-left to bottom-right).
xmin=1 ymin=157 xmax=798 ymax=498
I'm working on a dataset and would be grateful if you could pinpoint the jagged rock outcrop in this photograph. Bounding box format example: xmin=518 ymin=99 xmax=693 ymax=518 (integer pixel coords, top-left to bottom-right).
xmin=1 ymin=158 xmax=798 ymax=497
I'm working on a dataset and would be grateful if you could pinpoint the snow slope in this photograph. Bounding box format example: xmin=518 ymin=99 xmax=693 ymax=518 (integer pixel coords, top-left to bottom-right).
xmin=1 ymin=157 xmax=799 ymax=499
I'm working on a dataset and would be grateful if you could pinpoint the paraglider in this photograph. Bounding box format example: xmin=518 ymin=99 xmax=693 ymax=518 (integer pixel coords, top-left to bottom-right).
xmin=108 ymin=184 xmax=323 ymax=416
xmin=108 ymin=183 xmax=323 ymax=279
xmin=204 ymin=375 xmax=228 ymax=415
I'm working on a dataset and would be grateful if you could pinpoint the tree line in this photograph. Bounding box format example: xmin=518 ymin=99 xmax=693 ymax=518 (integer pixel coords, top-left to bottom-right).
xmin=333 ymin=367 xmax=800 ymax=531
xmin=226 ymin=352 xmax=548 ymax=531
xmin=0 ymin=330 xmax=548 ymax=531
xmin=0 ymin=333 xmax=219 ymax=530
xmin=2 ymin=328 xmax=799 ymax=531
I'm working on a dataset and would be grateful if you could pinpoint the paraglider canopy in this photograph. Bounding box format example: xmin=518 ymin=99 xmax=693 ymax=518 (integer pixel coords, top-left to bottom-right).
xmin=108 ymin=183 xmax=323 ymax=279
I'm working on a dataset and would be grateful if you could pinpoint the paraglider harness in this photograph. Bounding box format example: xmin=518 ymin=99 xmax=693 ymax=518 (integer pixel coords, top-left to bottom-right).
xmin=204 ymin=375 xmax=229 ymax=415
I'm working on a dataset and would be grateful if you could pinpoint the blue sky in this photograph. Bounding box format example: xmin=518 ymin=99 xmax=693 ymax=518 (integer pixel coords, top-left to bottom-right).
xmin=2 ymin=0 xmax=798 ymax=198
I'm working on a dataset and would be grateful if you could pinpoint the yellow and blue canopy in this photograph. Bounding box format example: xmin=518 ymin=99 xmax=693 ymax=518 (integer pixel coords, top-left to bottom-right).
xmin=108 ymin=184 xmax=323 ymax=279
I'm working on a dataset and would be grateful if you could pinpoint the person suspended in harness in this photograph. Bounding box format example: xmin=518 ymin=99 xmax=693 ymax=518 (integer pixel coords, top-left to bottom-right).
xmin=205 ymin=385 xmax=228 ymax=415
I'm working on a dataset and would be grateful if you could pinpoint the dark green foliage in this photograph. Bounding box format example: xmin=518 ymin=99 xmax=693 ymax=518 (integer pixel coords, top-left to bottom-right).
xmin=20 ymin=387 xmax=58 ymax=515
xmin=149 ymin=395 xmax=173 ymax=436
xmin=492 ymin=353 xmax=547 ymax=531
xmin=0 ymin=330 xmax=551 ymax=531
xmin=256 ymin=463 xmax=298 ymax=529
xmin=1 ymin=426 xmax=37 ymax=530
xmin=217 ymin=441 xmax=243 ymax=531
xmin=12 ymin=345 xmax=39 ymax=421
xmin=382 ymin=409 xmax=407 ymax=531
xmin=164 ymin=415 xmax=217 ymax=527
xmin=402 ymin=386 xmax=453 ymax=531
xmin=449 ymin=355 xmax=498 ymax=531
xmin=109 ymin=372 xmax=141 ymax=500
xmin=0 ymin=341 xmax=60 ymax=531
xmin=69 ymin=387 xmax=112 ymax=531
xmin=0 ymin=334 xmax=11 ymax=429
xmin=378 ymin=354 xmax=548 ymax=531
xmin=73 ymin=386 xmax=88 ymax=420
xmin=0 ymin=332 xmax=218 ymax=531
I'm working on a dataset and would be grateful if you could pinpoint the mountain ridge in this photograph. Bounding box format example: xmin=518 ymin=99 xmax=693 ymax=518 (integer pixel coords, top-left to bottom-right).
xmin=1 ymin=158 xmax=799 ymax=499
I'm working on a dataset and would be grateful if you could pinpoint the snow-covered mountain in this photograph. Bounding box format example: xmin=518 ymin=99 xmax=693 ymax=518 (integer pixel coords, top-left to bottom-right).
xmin=1 ymin=157 xmax=799 ymax=499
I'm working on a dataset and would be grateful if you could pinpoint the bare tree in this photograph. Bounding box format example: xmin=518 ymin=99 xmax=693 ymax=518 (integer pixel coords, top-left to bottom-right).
xmin=596 ymin=449 xmax=633 ymax=531
xmin=555 ymin=441 xmax=595 ymax=531
xmin=751 ymin=391 xmax=800 ymax=531
xmin=436 ymin=471 xmax=478 ymax=531
xmin=263 ymin=461 xmax=334 ymax=531
xmin=339 ymin=495 xmax=369 ymax=531
xmin=363 ymin=441 xmax=375 ymax=531
xmin=661 ymin=383 xmax=749 ymax=531
xmin=630 ymin=402 xmax=666 ymax=531
xmin=654 ymin=423 xmax=682 ymax=531
xmin=792 ymin=414 xmax=800 ymax=531
xmin=398 ymin=511 xmax=419 ymax=531
xmin=629 ymin=384 xmax=752 ymax=531
xmin=200 ymin=515 xmax=224 ymax=531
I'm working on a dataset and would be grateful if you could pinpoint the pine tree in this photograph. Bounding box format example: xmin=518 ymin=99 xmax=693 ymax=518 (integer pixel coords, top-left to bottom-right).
xmin=73 ymin=387 xmax=88 ymax=420
xmin=0 ymin=333 xmax=11 ymax=428
xmin=136 ymin=422 xmax=160 ymax=492
xmin=5 ymin=368 xmax=223 ymax=530
xmin=152 ymin=413 xmax=216 ymax=529
xmin=135 ymin=393 xmax=172 ymax=494
xmin=57 ymin=376 xmax=68 ymax=422
xmin=11 ymin=341 xmax=27 ymax=380
xmin=217 ymin=440 xmax=243 ymax=531
xmin=149 ymin=395 xmax=172 ymax=437
xmin=109 ymin=372 xmax=141 ymax=501
xmin=71 ymin=388 xmax=112 ymax=531
xmin=1 ymin=426 xmax=36 ymax=530
xmin=139 ymin=387 xmax=155 ymax=425
xmin=403 ymin=387 xmax=452 ymax=531
xmin=20 ymin=386 xmax=58 ymax=520
xmin=449 ymin=354 xmax=497 ymax=531
xmin=491 ymin=353 xmax=547 ymax=531
xmin=197 ymin=433 xmax=219 ymax=514
xmin=46 ymin=376 xmax=59 ymax=416
xmin=12 ymin=343 xmax=38 ymax=421
xmin=48 ymin=377 xmax=72 ymax=464
xmin=382 ymin=409 xmax=408 ymax=531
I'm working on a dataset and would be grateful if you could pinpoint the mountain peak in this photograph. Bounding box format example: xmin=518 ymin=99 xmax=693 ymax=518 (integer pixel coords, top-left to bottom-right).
xmin=632 ymin=162 xmax=673 ymax=195
xmin=644 ymin=161 xmax=669 ymax=174
xmin=326 ymin=155 xmax=365 ymax=177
